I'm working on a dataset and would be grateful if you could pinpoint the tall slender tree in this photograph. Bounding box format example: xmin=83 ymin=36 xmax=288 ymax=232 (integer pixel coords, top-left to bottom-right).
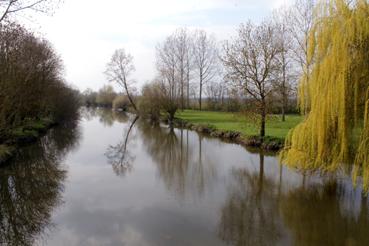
xmin=193 ymin=30 xmax=218 ymax=111
xmin=172 ymin=28 xmax=192 ymax=111
xmin=273 ymin=7 xmax=295 ymax=121
xmin=155 ymin=35 xmax=182 ymax=123
xmin=289 ymin=0 xmax=316 ymax=114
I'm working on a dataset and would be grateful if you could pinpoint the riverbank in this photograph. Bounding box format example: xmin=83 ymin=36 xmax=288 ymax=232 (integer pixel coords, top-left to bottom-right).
xmin=0 ymin=118 xmax=56 ymax=165
xmin=175 ymin=110 xmax=303 ymax=151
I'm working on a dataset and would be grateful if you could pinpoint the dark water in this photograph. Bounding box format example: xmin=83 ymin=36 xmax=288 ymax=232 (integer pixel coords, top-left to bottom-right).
xmin=1 ymin=108 xmax=369 ymax=246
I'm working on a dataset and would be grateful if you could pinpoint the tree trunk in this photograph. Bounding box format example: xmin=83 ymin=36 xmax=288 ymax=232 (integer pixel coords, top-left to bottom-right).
xmin=123 ymin=79 xmax=137 ymax=112
xmin=281 ymin=51 xmax=287 ymax=122
xmin=187 ymin=67 xmax=190 ymax=109
xmin=168 ymin=108 xmax=176 ymax=126
xmin=120 ymin=116 xmax=139 ymax=162
xmin=199 ymin=77 xmax=203 ymax=111
xmin=181 ymin=66 xmax=185 ymax=111
xmin=260 ymin=100 xmax=266 ymax=138
xmin=181 ymin=84 xmax=184 ymax=111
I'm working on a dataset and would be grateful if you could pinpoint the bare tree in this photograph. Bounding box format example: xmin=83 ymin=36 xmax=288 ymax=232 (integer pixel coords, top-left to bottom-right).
xmin=0 ymin=0 xmax=59 ymax=23
xmin=185 ymin=32 xmax=194 ymax=109
xmin=172 ymin=28 xmax=192 ymax=111
xmin=273 ymin=7 xmax=296 ymax=121
xmin=155 ymin=35 xmax=182 ymax=123
xmin=205 ymin=79 xmax=227 ymax=110
xmin=152 ymin=28 xmax=195 ymax=113
xmin=193 ymin=30 xmax=219 ymax=111
xmin=288 ymin=0 xmax=315 ymax=113
xmin=0 ymin=22 xmax=79 ymax=140
xmin=222 ymin=21 xmax=282 ymax=137
xmin=105 ymin=49 xmax=138 ymax=112
xmin=289 ymin=0 xmax=315 ymax=71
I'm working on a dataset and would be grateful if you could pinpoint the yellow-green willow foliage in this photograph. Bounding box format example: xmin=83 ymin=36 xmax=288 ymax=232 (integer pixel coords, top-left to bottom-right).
xmin=354 ymin=88 xmax=369 ymax=190
xmin=281 ymin=0 xmax=369 ymax=189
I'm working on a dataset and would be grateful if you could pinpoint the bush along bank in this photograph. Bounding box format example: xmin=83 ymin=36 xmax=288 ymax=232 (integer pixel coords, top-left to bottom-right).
xmin=172 ymin=118 xmax=285 ymax=152
xmin=0 ymin=118 xmax=57 ymax=165
xmin=0 ymin=23 xmax=81 ymax=166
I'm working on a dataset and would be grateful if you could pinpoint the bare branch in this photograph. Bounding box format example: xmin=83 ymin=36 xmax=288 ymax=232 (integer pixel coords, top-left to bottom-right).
xmin=0 ymin=0 xmax=60 ymax=23
xmin=105 ymin=49 xmax=138 ymax=112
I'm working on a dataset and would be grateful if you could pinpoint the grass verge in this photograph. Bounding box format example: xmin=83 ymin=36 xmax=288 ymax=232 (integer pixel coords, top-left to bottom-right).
xmin=175 ymin=110 xmax=303 ymax=151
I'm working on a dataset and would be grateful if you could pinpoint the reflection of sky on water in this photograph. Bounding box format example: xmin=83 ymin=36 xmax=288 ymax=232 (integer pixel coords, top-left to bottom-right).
xmin=19 ymin=109 xmax=368 ymax=246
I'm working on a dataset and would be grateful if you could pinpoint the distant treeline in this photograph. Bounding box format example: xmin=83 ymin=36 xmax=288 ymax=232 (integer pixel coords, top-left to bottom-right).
xmin=82 ymin=84 xmax=298 ymax=115
xmin=0 ymin=22 xmax=80 ymax=143
xmin=81 ymin=85 xmax=130 ymax=110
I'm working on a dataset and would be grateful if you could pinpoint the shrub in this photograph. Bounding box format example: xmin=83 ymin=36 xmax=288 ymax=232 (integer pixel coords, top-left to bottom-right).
xmin=113 ymin=95 xmax=130 ymax=111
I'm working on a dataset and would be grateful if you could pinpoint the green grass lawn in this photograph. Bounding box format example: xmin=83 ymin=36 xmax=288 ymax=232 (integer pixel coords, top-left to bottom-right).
xmin=176 ymin=110 xmax=303 ymax=139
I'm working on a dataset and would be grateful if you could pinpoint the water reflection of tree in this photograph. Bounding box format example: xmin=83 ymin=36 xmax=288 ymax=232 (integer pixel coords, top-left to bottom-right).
xmin=80 ymin=107 xmax=98 ymax=121
xmin=280 ymin=180 xmax=369 ymax=246
xmin=139 ymin=123 xmax=217 ymax=199
xmin=143 ymin=124 xmax=188 ymax=197
xmin=190 ymin=134 xmax=217 ymax=197
xmin=218 ymin=153 xmax=283 ymax=246
xmin=105 ymin=116 xmax=138 ymax=176
xmin=97 ymin=108 xmax=130 ymax=126
xmin=0 ymin=123 xmax=80 ymax=246
xmin=82 ymin=107 xmax=130 ymax=124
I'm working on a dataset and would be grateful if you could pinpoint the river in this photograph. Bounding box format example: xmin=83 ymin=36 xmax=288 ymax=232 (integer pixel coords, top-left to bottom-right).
xmin=0 ymin=108 xmax=368 ymax=246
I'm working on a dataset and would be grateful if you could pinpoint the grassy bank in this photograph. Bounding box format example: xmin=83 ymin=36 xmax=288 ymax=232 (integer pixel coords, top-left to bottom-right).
xmin=175 ymin=110 xmax=303 ymax=151
xmin=0 ymin=118 xmax=55 ymax=165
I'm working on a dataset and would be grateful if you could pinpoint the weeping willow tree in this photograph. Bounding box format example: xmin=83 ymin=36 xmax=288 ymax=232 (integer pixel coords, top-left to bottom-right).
xmin=281 ymin=0 xmax=369 ymax=190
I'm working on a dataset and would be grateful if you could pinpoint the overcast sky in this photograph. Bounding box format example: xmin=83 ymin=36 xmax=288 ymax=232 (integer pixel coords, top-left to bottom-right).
xmin=31 ymin=0 xmax=293 ymax=92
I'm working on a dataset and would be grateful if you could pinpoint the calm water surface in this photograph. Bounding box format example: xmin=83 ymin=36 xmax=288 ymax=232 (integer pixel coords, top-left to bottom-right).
xmin=1 ymin=108 xmax=369 ymax=246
